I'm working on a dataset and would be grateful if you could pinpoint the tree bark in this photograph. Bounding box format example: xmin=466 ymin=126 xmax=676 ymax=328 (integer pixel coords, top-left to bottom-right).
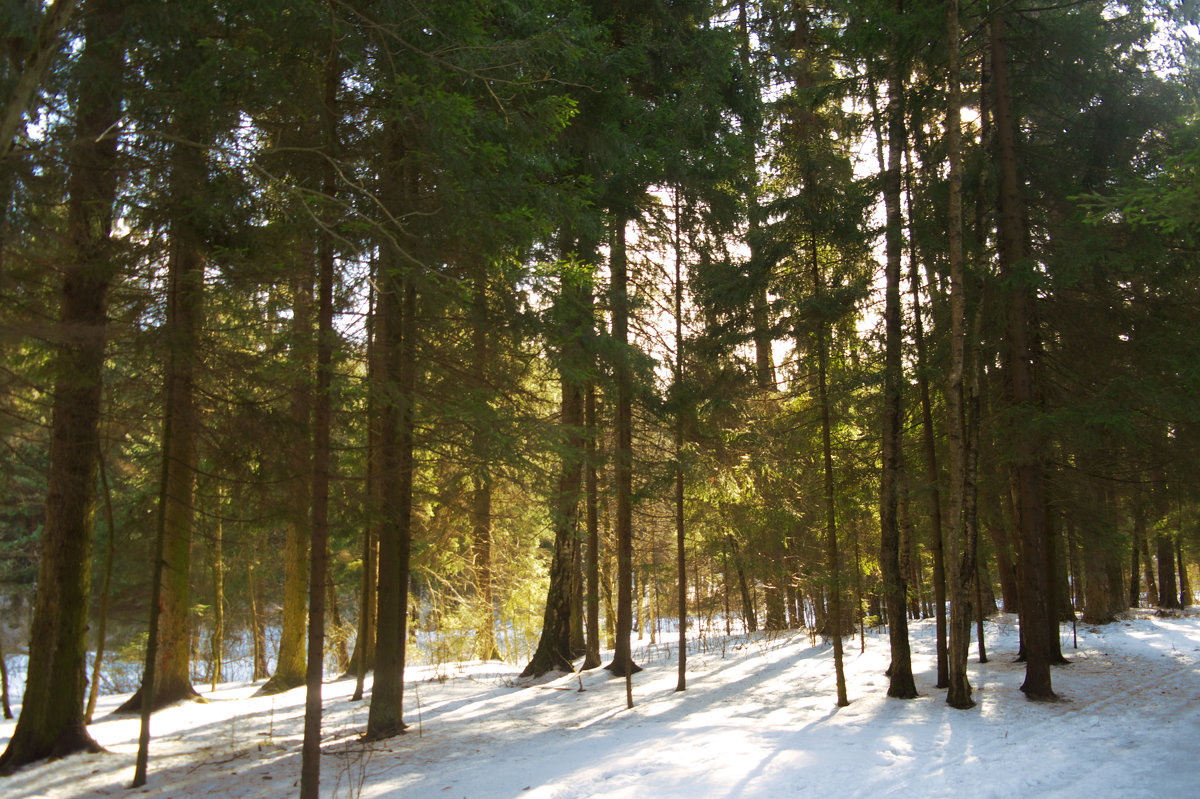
xmin=209 ymin=489 xmax=224 ymax=691
xmin=522 ymin=364 xmax=583 ymax=676
xmin=1157 ymin=534 xmax=1180 ymax=609
xmin=813 ymin=236 xmax=850 ymax=706
xmin=86 ymin=441 xmax=118 ymax=722
xmin=366 ymin=176 xmax=416 ymax=738
xmin=0 ymin=1 xmax=120 ymax=772
xmin=470 ymin=269 xmax=502 ymax=662
xmin=991 ymin=8 xmax=1055 ymax=700
xmin=945 ymin=0 xmax=977 ymax=709
xmin=880 ymin=30 xmax=916 ymax=699
xmin=0 ymin=633 xmax=10 ymax=720
xmin=671 ymin=190 xmax=688 ymax=690
xmin=1129 ymin=494 xmax=1145 ymax=607
xmin=606 ymin=216 xmax=641 ymax=678
xmin=1179 ymin=538 xmax=1192 ymax=608
xmin=300 ymin=49 xmax=339 ymax=795
xmin=250 ymin=564 xmax=269 ymax=681
xmin=904 ymin=127 xmax=949 ymax=688
xmin=351 ymin=279 xmax=379 ymax=697
xmin=583 ymin=384 xmax=603 ymax=670
xmin=523 ymin=253 xmax=588 ymax=677
xmin=260 ymin=267 xmax=314 ymax=696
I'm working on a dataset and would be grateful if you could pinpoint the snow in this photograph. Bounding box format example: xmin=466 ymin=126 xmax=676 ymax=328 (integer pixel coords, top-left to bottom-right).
xmin=3 ymin=612 xmax=1199 ymax=798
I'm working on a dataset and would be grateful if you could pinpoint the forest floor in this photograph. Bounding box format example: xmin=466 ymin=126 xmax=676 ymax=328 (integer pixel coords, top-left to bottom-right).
xmin=2 ymin=610 xmax=1199 ymax=798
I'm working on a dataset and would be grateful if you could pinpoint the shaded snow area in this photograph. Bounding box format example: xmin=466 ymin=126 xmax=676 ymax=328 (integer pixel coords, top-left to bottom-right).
xmin=3 ymin=613 xmax=1199 ymax=798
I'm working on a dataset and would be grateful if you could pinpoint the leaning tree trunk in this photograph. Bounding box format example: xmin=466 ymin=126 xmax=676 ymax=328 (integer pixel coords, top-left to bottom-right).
xmin=0 ymin=4 xmax=121 ymax=773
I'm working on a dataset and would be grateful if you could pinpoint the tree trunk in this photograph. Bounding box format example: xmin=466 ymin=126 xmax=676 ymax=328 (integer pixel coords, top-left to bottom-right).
xmin=301 ymin=52 xmax=339 ymax=794
xmin=812 ymin=235 xmax=850 ymax=706
xmin=1179 ymin=538 xmax=1192 ymax=608
xmin=1141 ymin=534 xmax=1158 ymax=602
xmin=731 ymin=536 xmax=756 ymax=633
xmin=366 ymin=207 xmax=416 ymax=739
xmin=945 ymin=0 xmax=978 ymax=710
xmin=1082 ymin=536 xmax=1115 ymax=624
xmin=522 ymin=366 xmax=583 ymax=676
xmin=987 ymin=520 xmax=1019 ymax=613
xmin=470 ymin=269 xmax=501 ymax=662
xmin=1157 ymin=534 xmax=1180 ymax=609
xmin=674 ymin=193 xmax=687 ymax=691
xmin=880 ymin=33 xmax=916 ymax=698
xmin=583 ymin=384 xmax=603 ymax=670
xmin=992 ymin=8 xmax=1055 ymax=701
xmin=606 ymin=217 xmax=641 ymax=677
xmin=0 ymin=634 xmax=10 ymax=720
xmin=351 ymin=279 xmax=379 ymax=697
xmin=0 ymin=6 xmax=120 ymax=772
xmin=523 ymin=257 xmax=588 ymax=677
xmin=209 ymin=489 xmax=224 ymax=691
xmin=86 ymin=441 xmax=118 ymax=722
xmin=126 ymin=108 xmax=215 ymax=719
xmin=898 ymin=475 xmax=919 ymax=620
xmin=904 ymin=126 xmax=949 ymax=688
xmin=260 ymin=267 xmax=314 ymax=696
xmin=249 ymin=564 xmax=269 ymax=681
xmin=1129 ymin=494 xmax=1145 ymax=607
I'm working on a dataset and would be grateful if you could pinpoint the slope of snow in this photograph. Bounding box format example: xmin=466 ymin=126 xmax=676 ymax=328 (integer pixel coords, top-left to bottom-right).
xmin=2 ymin=612 xmax=1198 ymax=798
